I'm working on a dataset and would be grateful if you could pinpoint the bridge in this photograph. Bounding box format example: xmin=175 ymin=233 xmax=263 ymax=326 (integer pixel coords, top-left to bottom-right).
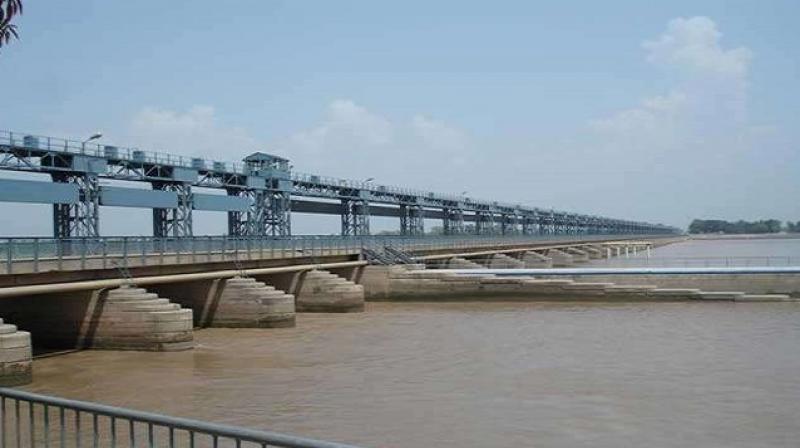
xmin=0 ymin=129 xmax=684 ymax=391
xmin=0 ymin=130 xmax=676 ymax=238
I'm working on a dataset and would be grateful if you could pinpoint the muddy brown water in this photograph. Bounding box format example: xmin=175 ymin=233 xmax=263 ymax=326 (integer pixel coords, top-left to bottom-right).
xmin=23 ymin=301 xmax=800 ymax=448
xmin=19 ymin=238 xmax=800 ymax=447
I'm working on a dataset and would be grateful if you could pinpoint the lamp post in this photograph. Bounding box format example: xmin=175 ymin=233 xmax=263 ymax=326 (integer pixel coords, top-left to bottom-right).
xmin=81 ymin=132 xmax=103 ymax=154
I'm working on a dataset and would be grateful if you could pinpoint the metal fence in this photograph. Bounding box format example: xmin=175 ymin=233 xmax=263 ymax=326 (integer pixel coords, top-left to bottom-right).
xmin=0 ymin=388 xmax=362 ymax=448
xmin=0 ymin=234 xmax=654 ymax=275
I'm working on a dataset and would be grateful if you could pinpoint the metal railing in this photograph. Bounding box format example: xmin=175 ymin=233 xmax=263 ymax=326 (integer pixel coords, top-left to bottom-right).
xmin=0 ymin=130 xmax=249 ymax=175
xmin=0 ymin=388 xmax=362 ymax=448
xmin=593 ymin=256 xmax=800 ymax=268
xmin=0 ymin=234 xmax=655 ymax=275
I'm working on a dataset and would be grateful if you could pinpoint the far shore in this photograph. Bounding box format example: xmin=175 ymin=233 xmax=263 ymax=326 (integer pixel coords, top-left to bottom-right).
xmin=689 ymin=233 xmax=800 ymax=240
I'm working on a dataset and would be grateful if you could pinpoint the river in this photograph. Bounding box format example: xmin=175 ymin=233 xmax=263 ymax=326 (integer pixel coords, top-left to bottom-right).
xmin=22 ymin=237 xmax=800 ymax=447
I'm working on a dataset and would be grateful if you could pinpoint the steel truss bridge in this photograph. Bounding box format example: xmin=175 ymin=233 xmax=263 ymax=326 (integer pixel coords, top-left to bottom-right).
xmin=0 ymin=130 xmax=677 ymax=239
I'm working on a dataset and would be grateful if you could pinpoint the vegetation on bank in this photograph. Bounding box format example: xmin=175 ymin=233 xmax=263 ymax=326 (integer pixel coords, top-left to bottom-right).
xmin=688 ymin=219 xmax=800 ymax=234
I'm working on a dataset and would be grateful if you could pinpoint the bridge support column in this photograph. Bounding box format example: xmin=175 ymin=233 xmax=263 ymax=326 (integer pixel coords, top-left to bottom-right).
xmin=227 ymin=190 xmax=291 ymax=237
xmin=400 ymin=204 xmax=425 ymax=236
xmin=52 ymin=173 xmax=100 ymax=238
xmin=295 ymin=270 xmax=365 ymax=312
xmin=0 ymin=317 xmax=32 ymax=386
xmin=153 ymin=182 xmax=193 ymax=238
xmin=0 ymin=287 xmax=193 ymax=351
xmin=475 ymin=212 xmax=495 ymax=235
xmin=341 ymin=199 xmax=370 ymax=236
xmin=84 ymin=286 xmax=194 ymax=351
xmin=442 ymin=208 xmax=465 ymax=235
xmin=500 ymin=214 xmax=520 ymax=235
xmin=547 ymin=249 xmax=575 ymax=267
xmin=522 ymin=218 xmax=537 ymax=236
xmin=150 ymin=278 xmax=295 ymax=328
xmin=522 ymin=251 xmax=553 ymax=268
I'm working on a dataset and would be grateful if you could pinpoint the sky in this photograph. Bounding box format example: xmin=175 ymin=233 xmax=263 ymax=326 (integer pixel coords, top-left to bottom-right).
xmin=1 ymin=0 xmax=799 ymax=235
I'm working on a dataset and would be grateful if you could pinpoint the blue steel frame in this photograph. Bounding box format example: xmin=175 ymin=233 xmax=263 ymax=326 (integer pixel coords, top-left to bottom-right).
xmin=0 ymin=130 xmax=679 ymax=239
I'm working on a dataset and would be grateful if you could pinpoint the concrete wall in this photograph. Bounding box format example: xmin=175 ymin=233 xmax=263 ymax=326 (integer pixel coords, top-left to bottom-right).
xmin=359 ymin=265 xmax=798 ymax=303
xmin=568 ymin=273 xmax=800 ymax=297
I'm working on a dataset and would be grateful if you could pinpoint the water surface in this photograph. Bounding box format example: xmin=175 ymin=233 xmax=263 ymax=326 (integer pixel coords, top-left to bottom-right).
xmin=27 ymin=301 xmax=800 ymax=448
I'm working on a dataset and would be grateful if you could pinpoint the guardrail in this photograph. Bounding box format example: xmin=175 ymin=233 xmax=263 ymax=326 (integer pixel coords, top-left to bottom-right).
xmin=0 ymin=388 xmax=362 ymax=448
xmin=0 ymin=234 xmax=651 ymax=275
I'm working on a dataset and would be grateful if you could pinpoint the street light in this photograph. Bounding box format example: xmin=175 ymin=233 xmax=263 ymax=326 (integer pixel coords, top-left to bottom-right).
xmin=364 ymin=177 xmax=375 ymax=183
xmin=81 ymin=132 xmax=103 ymax=154
xmin=83 ymin=133 xmax=103 ymax=143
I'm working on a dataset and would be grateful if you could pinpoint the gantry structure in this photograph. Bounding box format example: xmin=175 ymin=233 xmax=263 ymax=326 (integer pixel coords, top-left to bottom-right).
xmin=0 ymin=131 xmax=677 ymax=238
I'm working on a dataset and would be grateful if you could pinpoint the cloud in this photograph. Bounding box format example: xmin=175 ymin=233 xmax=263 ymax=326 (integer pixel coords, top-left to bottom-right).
xmin=288 ymin=99 xmax=394 ymax=154
xmin=642 ymin=17 xmax=752 ymax=79
xmin=279 ymin=100 xmax=471 ymax=185
xmin=581 ymin=17 xmax=800 ymax=225
xmin=127 ymin=105 xmax=258 ymax=160
xmin=411 ymin=115 xmax=468 ymax=153
xmin=590 ymin=16 xmax=752 ymax=146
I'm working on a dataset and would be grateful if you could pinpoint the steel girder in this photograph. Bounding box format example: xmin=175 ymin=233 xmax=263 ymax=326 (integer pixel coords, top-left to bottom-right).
xmin=442 ymin=208 xmax=465 ymax=235
xmin=475 ymin=211 xmax=496 ymax=235
xmin=341 ymin=199 xmax=370 ymax=236
xmin=228 ymin=189 xmax=291 ymax=237
xmin=2 ymin=132 xmax=681 ymax=237
xmin=500 ymin=214 xmax=521 ymax=235
xmin=400 ymin=204 xmax=425 ymax=236
xmin=51 ymin=173 xmax=100 ymax=238
xmin=522 ymin=214 xmax=538 ymax=235
xmin=152 ymin=182 xmax=193 ymax=238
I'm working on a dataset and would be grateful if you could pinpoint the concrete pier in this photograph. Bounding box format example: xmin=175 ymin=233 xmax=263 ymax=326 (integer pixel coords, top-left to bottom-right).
xmin=564 ymin=248 xmax=590 ymax=263
xmin=214 ymin=277 xmax=296 ymax=327
xmin=521 ymin=251 xmax=553 ymax=268
xmin=583 ymin=246 xmax=604 ymax=259
xmin=151 ymin=277 xmax=295 ymax=328
xmin=0 ymin=317 xmax=32 ymax=386
xmin=295 ymin=270 xmax=365 ymax=312
xmin=547 ymin=249 xmax=575 ymax=267
xmin=86 ymin=286 xmax=194 ymax=351
xmin=437 ymin=257 xmax=483 ymax=269
xmin=485 ymin=254 xmax=526 ymax=269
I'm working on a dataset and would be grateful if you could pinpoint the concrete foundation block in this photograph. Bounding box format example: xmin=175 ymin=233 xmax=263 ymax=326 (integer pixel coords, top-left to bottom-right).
xmin=84 ymin=286 xmax=194 ymax=351
xmin=446 ymin=257 xmax=484 ymax=269
xmin=487 ymin=254 xmax=525 ymax=269
xmin=737 ymin=294 xmax=794 ymax=302
xmin=296 ymin=270 xmax=365 ymax=312
xmin=563 ymin=248 xmax=590 ymax=263
xmin=646 ymin=288 xmax=702 ymax=300
xmin=521 ymin=252 xmax=553 ymax=268
xmin=696 ymin=291 xmax=745 ymax=301
xmin=210 ymin=277 xmax=296 ymax=328
xmin=547 ymin=249 xmax=575 ymax=267
xmin=0 ymin=318 xmax=32 ymax=386
xmin=583 ymin=247 xmax=604 ymax=259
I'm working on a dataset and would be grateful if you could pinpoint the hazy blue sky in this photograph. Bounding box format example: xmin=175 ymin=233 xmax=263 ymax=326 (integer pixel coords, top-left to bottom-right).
xmin=1 ymin=1 xmax=798 ymax=235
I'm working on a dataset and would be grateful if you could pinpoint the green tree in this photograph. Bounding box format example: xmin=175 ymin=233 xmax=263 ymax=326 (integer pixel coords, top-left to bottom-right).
xmin=0 ymin=0 xmax=23 ymax=49
xmin=688 ymin=218 xmax=784 ymax=234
